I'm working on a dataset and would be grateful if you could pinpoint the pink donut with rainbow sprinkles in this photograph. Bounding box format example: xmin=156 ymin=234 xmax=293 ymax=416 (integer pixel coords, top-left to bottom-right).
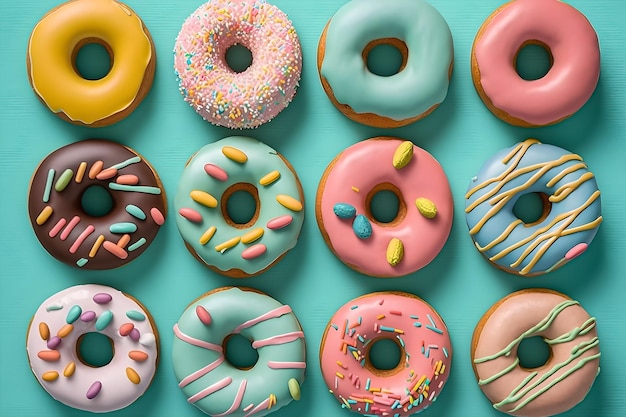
xmin=174 ymin=0 xmax=302 ymax=129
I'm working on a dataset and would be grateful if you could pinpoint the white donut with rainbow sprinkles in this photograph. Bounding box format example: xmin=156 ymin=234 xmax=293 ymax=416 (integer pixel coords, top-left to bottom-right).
xmin=174 ymin=0 xmax=302 ymax=129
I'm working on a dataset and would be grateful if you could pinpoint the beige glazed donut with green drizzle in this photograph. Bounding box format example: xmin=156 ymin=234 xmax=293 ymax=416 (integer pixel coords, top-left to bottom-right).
xmin=471 ymin=289 xmax=600 ymax=417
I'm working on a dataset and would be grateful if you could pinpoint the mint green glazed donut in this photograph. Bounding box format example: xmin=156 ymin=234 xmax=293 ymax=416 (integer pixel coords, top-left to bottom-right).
xmin=172 ymin=287 xmax=306 ymax=417
xmin=318 ymin=0 xmax=454 ymax=127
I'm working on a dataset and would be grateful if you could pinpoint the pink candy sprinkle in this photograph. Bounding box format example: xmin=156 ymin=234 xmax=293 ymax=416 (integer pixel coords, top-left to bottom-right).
xmin=129 ymin=328 xmax=140 ymax=341
xmin=93 ymin=293 xmax=112 ymax=304
xmin=179 ymin=208 xmax=203 ymax=223
xmin=80 ymin=311 xmax=96 ymax=322
xmin=565 ymin=243 xmax=588 ymax=260
xmin=116 ymin=174 xmax=140 ymax=185
xmin=241 ymin=244 xmax=267 ymax=260
xmin=266 ymin=215 xmax=293 ymax=230
xmin=96 ymin=168 xmax=118 ymax=180
xmin=196 ymin=306 xmax=212 ymax=325
xmin=119 ymin=323 xmax=134 ymax=337
xmin=150 ymin=207 xmax=165 ymax=225
xmin=86 ymin=381 xmax=102 ymax=399
xmin=204 ymin=164 xmax=229 ymax=181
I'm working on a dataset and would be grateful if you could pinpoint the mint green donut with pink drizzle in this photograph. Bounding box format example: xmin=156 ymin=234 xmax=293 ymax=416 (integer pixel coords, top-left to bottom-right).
xmin=172 ymin=287 xmax=306 ymax=417
xmin=318 ymin=0 xmax=453 ymax=127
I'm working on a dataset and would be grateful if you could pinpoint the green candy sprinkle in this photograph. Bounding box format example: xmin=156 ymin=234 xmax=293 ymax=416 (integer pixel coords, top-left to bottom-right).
xmin=54 ymin=169 xmax=74 ymax=192
xmin=126 ymin=205 xmax=147 ymax=220
xmin=95 ymin=310 xmax=113 ymax=331
xmin=66 ymin=305 xmax=82 ymax=324
xmin=126 ymin=310 xmax=146 ymax=321
xmin=110 ymin=222 xmax=138 ymax=234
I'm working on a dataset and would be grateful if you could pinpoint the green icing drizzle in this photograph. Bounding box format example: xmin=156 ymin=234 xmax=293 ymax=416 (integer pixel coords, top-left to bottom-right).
xmin=478 ymin=358 xmax=520 ymax=386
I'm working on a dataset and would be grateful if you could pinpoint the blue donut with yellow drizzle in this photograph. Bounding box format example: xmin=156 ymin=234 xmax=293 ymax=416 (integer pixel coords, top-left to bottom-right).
xmin=465 ymin=139 xmax=602 ymax=276
xmin=317 ymin=0 xmax=453 ymax=127
xmin=174 ymin=137 xmax=304 ymax=277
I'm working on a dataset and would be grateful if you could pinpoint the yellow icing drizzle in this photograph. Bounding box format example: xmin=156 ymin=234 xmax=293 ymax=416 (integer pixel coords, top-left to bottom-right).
xmin=27 ymin=0 xmax=153 ymax=124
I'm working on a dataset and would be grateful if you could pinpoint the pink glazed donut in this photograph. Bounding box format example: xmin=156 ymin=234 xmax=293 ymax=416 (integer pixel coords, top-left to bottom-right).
xmin=320 ymin=292 xmax=452 ymax=416
xmin=174 ymin=0 xmax=302 ymax=129
xmin=316 ymin=138 xmax=453 ymax=277
xmin=471 ymin=0 xmax=600 ymax=127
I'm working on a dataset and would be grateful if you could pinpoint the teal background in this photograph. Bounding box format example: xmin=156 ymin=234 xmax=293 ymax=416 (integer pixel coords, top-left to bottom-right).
xmin=1 ymin=0 xmax=624 ymax=415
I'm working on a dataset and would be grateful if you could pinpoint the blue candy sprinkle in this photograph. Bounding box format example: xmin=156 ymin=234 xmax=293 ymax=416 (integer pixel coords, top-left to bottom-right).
xmin=352 ymin=215 xmax=372 ymax=239
xmin=333 ymin=203 xmax=356 ymax=219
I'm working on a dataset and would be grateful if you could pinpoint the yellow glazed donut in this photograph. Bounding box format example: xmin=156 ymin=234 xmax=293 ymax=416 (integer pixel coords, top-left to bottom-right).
xmin=27 ymin=0 xmax=156 ymax=127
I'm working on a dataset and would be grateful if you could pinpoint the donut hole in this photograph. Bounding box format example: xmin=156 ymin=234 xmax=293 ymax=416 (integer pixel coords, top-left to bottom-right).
xmin=223 ymin=334 xmax=259 ymax=370
xmin=514 ymin=41 xmax=553 ymax=81
xmin=517 ymin=336 xmax=551 ymax=370
xmin=366 ymin=183 xmax=407 ymax=226
xmin=365 ymin=337 xmax=405 ymax=375
xmin=81 ymin=185 xmax=114 ymax=217
xmin=225 ymin=44 xmax=253 ymax=73
xmin=221 ymin=183 xmax=260 ymax=228
xmin=76 ymin=332 xmax=114 ymax=367
xmin=363 ymin=38 xmax=409 ymax=77
xmin=72 ymin=39 xmax=113 ymax=81
xmin=512 ymin=192 xmax=551 ymax=226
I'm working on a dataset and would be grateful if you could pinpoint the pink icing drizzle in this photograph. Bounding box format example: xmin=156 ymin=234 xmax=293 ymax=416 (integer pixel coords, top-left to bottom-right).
xmin=251 ymin=331 xmax=304 ymax=349
xmin=173 ymin=323 xmax=223 ymax=352
xmin=232 ymin=305 xmax=292 ymax=334
xmin=473 ymin=0 xmax=600 ymax=125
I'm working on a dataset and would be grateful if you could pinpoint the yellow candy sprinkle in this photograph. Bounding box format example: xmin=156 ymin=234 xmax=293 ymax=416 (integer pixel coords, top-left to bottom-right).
xmin=190 ymin=190 xmax=218 ymax=208
xmin=89 ymin=235 xmax=105 ymax=258
xmin=63 ymin=361 xmax=76 ymax=377
xmin=415 ymin=198 xmax=438 ymax=219
xmin=222 ymin=146 xmax=248 ymax=163
xmin=36 ymin=206 xmax=53 ymax=225
xmin=259 ymin=170 xmax=281 ymax=186
xmin=276 ymin=194 xmax=303 ymax=212
xmin=42 ymin=371 xmax=59 ymax=382
xmin=199 ymin=226 xmax=217 ymax=245
xmin=386 ymin=238 xmax=404 ymax=267
xmin=126 ymin=367 xmax=141 ymax=384
xmin=241 ymin=228 xmax=264 ymax=244
xmin=75 ymin=162 xmax=87 ymax=183
xmin=392 ymin=141 xmax=414 ymax=169
xmin=215 ymin=236 xmax=241 ymax=253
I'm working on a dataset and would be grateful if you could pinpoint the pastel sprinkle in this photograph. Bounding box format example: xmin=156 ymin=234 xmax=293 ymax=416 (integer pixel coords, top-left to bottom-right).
xmin=392 ymin=141 xmax=414 ymax=169
xmin=80 ymin=311 xmax=96 ymax=322
xmin=109 ymin=183 xmax=162 ymax=194
xmin=333 ymin=203 xmax=357 ymax=219
xmin=42 ymin=371 xmax=59 ymax=382
xmin=150 ymin=207 xmax=165 ymax=225
xmin=95 ymin=310 xmax=113 ymax=331
xmin=443 ymin=347 xmax=449 ymax=358
xmin=288 ymin=378 xmax=301 ymax=401
xmin=110 ymin=222 xmax=138 ymax=234
xmin=38 ymin=322 xmax=50 ymax=340
xmin=36 ymin=206 xmax=53 ymax=225
xmin=86 ymin=381 xmax=102 ymax=399
xmin=66 ymin=305 xmax=82 ymax=324
xmin=215 ymin=236 xmax=240 ymax=253
xmin=89 ymin=235 xmax=105 ymax=257
xmin=204 ymin=163 xmax=229 ymax=181
xmin=57 ymin=324 xmax=73 ymax=338
xmin=75 ymin=162 xmax=87 ymax=183
xmin=109 ymin=156 xmax=141 ymax=171
xmin=386 ymin=238 xmax=404 ymax=266
xmin=117 ymin=234 xmax=131 ymax=248
xmin=241 ymin=227 xmax=264 ymax=244
xmin=103 ymin=241 xmax=128 ymax=259
xmin=259 ymin=170 xmax=281 ymax=186
xmin=38 ymin=350 xmax=60 ymax=361
xmin=49 ymin=218 xmax=66 ymax=238
xmin=196 ymin=305 xmax=212 ymax=325
xmin=70 ymin=225 xmax=95 ymax=254
xmin=54 ymin=168 xmax=73 ymax=192
xmin=242 ymin=244 xmax=267 ymax=260
xmin=60 ymin=216 xmax=80 ymax=240
xmin=119 ymin=323 xmax=134 ymax=336
xmin=126 ymin=310 xmax=146 ymax=321
xmin=47 ymin=336 xmax=61 ymax=350
xmin=88 ymin=161 xmax=104 ymax=179
xmin=267 ymin=215 xmax=292 ymax=230
xmin=426 ymin=326 xmax=443 ymax=335
xmin=63 ymin=361 xmax=76 ymax=377
xmin=129 ymin=328 xmax=140 ymax=341
xmin=190 ymin=190 xmax=218 ymax=208
xmin=126 ymin=367 xmax=141 ymax=384
xmin=276 ymin=194 xmax=303 ymax=212
xmin=116 ymin=174 xmax=140 ymax=185
xmin=139 ymin=333 xmax=156 ymax=347
xmin=353 ymin=215 xmax=372 ymax=239
xmin=222 ymin=146 xmax=248 ymax=163
xmin=415 ymin=198 xmax=437 ymax=219
xmin=179 ymin=208 xmax=203 ymax=223
xmin=126 ymin=205 xmax=146 ymax=220
xmin=46 ymin=303 xmax=63 ymax=312
xmin=199 ymin=226 xmax=217 ymax=245
xmin=565 ymin=243 xmax=588 ymax=260
xmin=96 ymin=167 xmax=118 ymax=180
xmin=128 ymin=350 xmax=149 ymax=362
xmin=128 ymin=237 xmax=147 ymax=252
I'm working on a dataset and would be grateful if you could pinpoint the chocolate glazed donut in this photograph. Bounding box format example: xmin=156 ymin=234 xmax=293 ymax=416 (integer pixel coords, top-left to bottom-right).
xmin=28 ymin=139 xmax=167 ymax=269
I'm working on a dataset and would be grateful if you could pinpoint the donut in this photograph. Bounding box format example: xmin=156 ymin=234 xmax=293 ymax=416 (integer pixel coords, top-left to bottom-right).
xmin=27 ymin=0 xmax=155 ymax=127
xmin=471 ymin=289 xmax=600 ymax=417
xmin=26 ymin=284 xmax=159 ymax=412
xmin=316 ymin=138 xmax=453 ymax=277
xmin=172 ymin=287 xmax=306 ymax=417
xmin=465 ymin=139 xmax=602 ymax=276
xmin=174 ymin=136 xmax=304 ymax=277
xmin=174 ymin=0 xmax=302 ymax=129
xmin=471 ymin=0 xmax=600 ymax=127
xmin=320 ymin=291 xmax=452 ymax=416
xmin=317 ymin=0 xmax=453 ymax=128
xmin=27 ymin=140 xmax=167 ymax=270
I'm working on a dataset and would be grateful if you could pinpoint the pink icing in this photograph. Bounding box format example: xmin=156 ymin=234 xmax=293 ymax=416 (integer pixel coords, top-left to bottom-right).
xmin=317 ymin=138 xmax=453 ymax=277
xmin=473 ymin=290 xmax=600 ymax=417
xmin=320 ymin=292 xmax=452 ymax=416
xmin=174 ymin=0 xmax=302 ymax=129
xmin=473 ymin=0 xmax=600 ymax=126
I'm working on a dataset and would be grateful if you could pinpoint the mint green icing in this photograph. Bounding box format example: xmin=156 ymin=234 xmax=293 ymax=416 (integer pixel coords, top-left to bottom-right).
xmin=172 ymin=288 xmax=306 ymax=417
xmin=174 ymin=136 xmax=304 ymax=275
xmin=321 ymin=0 xmax=453 ymax=120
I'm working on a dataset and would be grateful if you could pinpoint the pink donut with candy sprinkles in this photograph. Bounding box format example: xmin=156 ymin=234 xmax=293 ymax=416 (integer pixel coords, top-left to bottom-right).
xmin=26 ymin=285 xmax=159 ymax=413
xmin=174 ymin=0 xmax=302 ymax=129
